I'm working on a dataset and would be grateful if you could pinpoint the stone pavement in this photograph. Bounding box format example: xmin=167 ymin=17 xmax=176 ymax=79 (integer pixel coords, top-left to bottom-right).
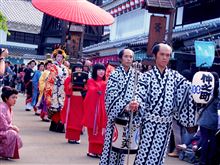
xmin=0 ymin=94 xmax=190 ymax=165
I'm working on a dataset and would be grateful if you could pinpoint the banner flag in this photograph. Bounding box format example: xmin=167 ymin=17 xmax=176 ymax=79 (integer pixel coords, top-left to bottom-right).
xmin=194 ymin=41 xmax=215 ymax=67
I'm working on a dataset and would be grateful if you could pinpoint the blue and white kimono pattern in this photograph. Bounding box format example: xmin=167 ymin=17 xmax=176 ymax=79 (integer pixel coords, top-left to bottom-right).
xmin=100 ymin=65 xmax=139 ymax=165
xmin=134 ymin=66 xmax=196 ymax=165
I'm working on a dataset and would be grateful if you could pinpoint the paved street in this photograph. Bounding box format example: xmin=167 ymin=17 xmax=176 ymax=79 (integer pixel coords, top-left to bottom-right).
xmin=1 ymin=94 xmax=190 ymax=165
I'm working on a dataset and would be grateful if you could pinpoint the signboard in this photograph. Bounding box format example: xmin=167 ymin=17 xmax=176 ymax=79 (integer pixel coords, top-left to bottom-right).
xmin=194 ymin=41 xmax=215 ymax=68
xmin=192 ymin=71 xmax=214 ymax=104
xmin=147 ymin=15 xmax=166 ymax=55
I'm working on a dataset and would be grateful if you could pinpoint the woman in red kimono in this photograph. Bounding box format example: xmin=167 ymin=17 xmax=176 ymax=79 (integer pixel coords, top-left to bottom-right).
xmin=61 ymin=63 xmax=88 ymax=144
xmin=82 ymin=63 xmax=107 ymax=158
xmin=0 ymin=86 xmax=22 ymax=159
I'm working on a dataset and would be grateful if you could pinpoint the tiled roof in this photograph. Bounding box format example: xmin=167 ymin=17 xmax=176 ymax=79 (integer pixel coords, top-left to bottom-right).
xmin=83 ymin=34 xmax=148 ymax=53
xmin=0 ymin=0 xmax=43 ymax=34
xmin=146 ymin=0 xmax=174 ymax=9
xmin=83 ymin=19 xmax=220 ymax=54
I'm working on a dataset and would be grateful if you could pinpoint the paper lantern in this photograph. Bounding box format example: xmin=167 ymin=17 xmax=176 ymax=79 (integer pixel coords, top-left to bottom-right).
xmin=110 ymin=10 xmax=114 ymax=15
xmin=122 ymin=4 xmax=126 ymax=10
xmin=130 ymin=0 xmax=135 ymax=7
xmin=135 ymin=0 xmax=139 ymax=5
xmin=192 ymin=71 xmax=214 ymax=104
xmin=126 ymin=2 xmax=130 ymax=9
xmin=140 ymin=0 xmax=144 ymax=4
xmin=118 ymin=5 xmax=122 ymax=12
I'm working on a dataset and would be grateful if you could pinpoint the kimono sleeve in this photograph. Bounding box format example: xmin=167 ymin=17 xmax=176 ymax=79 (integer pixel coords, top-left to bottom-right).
xmin=44 ymin=65 xmax=57 ymax=106
xmin=174 ymin=71 xmax=197 ymax=127
xmin=0 ymin=107 xmax=12 ymax=131
xmin=105 ymin=73 xmax=129 ymax=121
xmin=32 ymin=71 xmax=41 ymax=86
xmin=133 ymin=72 xmax=151 ymax=124
xmin=38 ymin=71 xmax=49 ymax=94
xmin=105 ymin=73 xmax=120 ymax=113
xmin=64 ymin=76 xmax=72 ymax=96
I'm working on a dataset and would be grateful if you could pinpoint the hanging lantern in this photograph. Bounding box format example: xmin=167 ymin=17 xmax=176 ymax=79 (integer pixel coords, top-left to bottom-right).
xmin=118 ymin=5 xmax=122 ymax=14
xmin=110 ymin=10 xmax=114 ymax=15
xmin=130 ymin=0 xmax=135 ymax=7
xmin=126 ymin=2 xmax=130 ymax=9
xmin=122 ymin=4 xmax=126 ymax=11
xmin=135 ymin=0 xmax=139 ymax=5
xmin=114 ymin=8 xmax=118 ymax=14
xmin=192 ymin=71 xmax=215 ymax=104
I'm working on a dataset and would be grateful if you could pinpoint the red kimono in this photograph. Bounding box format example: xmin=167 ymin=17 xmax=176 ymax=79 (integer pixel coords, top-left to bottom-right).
xmin=61 ymin=76 xmax=85 ymax=141
xmin=82 ymin=78 xmax=107 ymax=155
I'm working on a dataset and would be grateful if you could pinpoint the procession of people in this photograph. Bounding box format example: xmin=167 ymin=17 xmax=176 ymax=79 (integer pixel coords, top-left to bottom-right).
xmin=0 ymin=44 xmax=220 ymax=165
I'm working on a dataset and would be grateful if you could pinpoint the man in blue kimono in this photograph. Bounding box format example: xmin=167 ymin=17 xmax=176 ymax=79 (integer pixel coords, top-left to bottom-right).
xmin=100 ymin=48 xmax=139 ymax=165
xmin=129 ymin=43 xmax=196 ymax=165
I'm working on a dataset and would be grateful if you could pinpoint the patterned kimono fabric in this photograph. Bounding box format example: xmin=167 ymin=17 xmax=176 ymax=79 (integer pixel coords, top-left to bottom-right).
xmin=0 ymin=103 xmax=23 ymax=159
xmin=24 ymin=68 xmax=34 ymax=110
xmin=45 ymin=62 xmax=68 ymax=132
xmin=36 ymin=70 xmax=50 ymax=120
xmin=100 ymin=65 xmax=137 ymax=165
xmin=31 ymin=70 xmax=42 ymax=110
xmin=82 ymin=78 xmax=107 ymax=155
xmin=61 ymin=76 xmax=86 ymax=141
xmin=133 ymin=66 xmax=196 ymax=165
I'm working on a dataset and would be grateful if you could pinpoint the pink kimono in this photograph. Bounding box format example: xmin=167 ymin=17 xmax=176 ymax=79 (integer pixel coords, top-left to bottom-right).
xmin=0 ymin=102 xmax=22 ymax=159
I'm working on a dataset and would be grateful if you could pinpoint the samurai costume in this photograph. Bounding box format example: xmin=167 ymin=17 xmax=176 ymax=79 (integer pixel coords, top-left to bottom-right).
xmin=100 ymin=65 xmax=138 ymax=165
xmin=133 ymin=66 xmax=196 ymax=165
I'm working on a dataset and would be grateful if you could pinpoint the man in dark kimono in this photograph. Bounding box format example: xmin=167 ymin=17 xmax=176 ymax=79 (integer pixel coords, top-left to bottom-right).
xmin=100 ymin=49 xmax=139 ymax=165
xmin=130 ymin=43 xmax=197 ymax=165
xmin=24 ymin=60 xmax=36 ymax=111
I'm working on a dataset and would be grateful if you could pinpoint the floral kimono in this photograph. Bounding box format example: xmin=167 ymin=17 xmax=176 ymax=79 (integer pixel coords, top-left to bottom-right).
xmin=44 ymin=61 xmax=68 ymax=127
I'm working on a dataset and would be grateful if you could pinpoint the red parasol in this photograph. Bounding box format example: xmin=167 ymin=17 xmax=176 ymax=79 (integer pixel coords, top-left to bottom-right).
xmin=32 ymin=0 xmax=114 ymax=26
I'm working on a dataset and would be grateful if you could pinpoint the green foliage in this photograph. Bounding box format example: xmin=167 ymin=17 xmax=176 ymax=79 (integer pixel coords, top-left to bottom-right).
xmin=0 ymin=11 xmax=10 ymax=35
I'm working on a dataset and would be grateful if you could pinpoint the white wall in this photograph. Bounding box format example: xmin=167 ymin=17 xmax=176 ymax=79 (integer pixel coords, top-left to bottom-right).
xmin=109 ymin=9 xmax=171 ymax=41
xmin=110 ymin=9 xmax=149 ymax=41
